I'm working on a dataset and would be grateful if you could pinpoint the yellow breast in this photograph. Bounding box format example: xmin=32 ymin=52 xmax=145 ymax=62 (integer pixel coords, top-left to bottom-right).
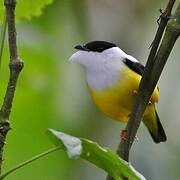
xmin=89 ymin=66 xmax=159 ymax=123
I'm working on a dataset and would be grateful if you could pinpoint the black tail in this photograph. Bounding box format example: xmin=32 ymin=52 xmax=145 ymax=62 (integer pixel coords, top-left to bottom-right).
xmin=143 ymin=106 xmax=167 ymax=143
xmin=148 ymin=111 xmax=167 ymax=143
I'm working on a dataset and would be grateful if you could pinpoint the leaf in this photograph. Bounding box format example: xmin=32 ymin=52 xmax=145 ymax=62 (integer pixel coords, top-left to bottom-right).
xmin=0 ymin=0 xmax=54 ymax=22
xmin=48 ymin=129 xmax=146 ymax=180
xmin=48 ymin=129 xmax=82 ymax=159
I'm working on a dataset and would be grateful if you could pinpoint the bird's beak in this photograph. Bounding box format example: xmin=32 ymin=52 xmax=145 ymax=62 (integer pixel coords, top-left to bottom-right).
xmin=69 ymin=44 xmax=89 ymax=64
xmin=74 ymin=45 xmax=89 ymax=51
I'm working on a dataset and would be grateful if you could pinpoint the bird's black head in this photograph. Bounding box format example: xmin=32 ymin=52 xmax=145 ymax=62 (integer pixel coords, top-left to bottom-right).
xmin=74 ymin=41 xmax=117 ymax=52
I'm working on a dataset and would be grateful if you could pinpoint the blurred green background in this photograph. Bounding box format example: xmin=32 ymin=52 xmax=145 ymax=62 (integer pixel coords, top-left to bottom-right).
xmin=0 ymin=0 xmax=180 ymax=179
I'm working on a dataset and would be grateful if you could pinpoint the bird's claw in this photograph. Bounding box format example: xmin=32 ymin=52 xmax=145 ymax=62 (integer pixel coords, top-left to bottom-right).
xmin=133 ymin=90 xmax=138 ymax=95
xmin=120 ymin=130 xmax=127 ymax=141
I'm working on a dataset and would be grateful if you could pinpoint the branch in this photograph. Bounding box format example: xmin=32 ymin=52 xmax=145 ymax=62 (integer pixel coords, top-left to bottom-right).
xmin=0 ymin=0 xmax=24 ymax=173
xmin=107 ymin=0 xmax=178 ymax=179
xmin=119 ymin=0 xmax=178 ymax=162
xmin=0 ymin=14 xmax=7 ymax=70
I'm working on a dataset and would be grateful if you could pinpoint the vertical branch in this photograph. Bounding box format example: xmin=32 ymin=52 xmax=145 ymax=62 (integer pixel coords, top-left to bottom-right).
xmin=0 ymin=0 xmax=24 ymax=173
xmin=119 ymin=0 xmax=176 ymax=162
xmin=107 ymin=0 xmax=178 ymax=180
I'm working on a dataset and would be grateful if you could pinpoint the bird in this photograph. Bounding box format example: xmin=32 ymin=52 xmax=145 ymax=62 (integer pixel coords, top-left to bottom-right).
xmin=69 ymin=41 xmax=167 ymax=143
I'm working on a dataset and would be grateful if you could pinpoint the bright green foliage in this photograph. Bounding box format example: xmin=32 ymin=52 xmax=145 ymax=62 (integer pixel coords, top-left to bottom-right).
xmin=0 ymin=0 xmax=54 ymax=22
xmin=48 ymin=129 xmax=146 ymax=180
xmin=1 ymin=1 xmax=85 ymax=179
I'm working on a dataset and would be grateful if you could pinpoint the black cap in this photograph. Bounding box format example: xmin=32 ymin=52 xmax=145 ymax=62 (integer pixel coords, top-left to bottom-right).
xmin=74 ymin=41 xmax=116 ymax=52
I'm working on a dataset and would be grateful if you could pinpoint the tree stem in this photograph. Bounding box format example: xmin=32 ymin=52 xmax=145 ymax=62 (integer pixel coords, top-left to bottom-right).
xmin=0 ymin=0 xmax=24 ymax=174
xmin=120 ymin=0 xmax=179 ymax=162
xmin=107 ymin=0 xmax=179 ymax=180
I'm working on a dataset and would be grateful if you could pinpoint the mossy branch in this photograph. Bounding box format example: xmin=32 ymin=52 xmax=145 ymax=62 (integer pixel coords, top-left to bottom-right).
xmin=0 ymin=0 xmax=24 ymax=174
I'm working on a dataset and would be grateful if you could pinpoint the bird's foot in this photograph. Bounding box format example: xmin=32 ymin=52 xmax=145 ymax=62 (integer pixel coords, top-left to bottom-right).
xmin=120 ymin=130 xmax=139 ymax=142
xmin=148 ymin=100 xmax=152 ymax=105
xmin=120 ymin=130 xmax=127 ymax=141
xmin=133 ymin=90 xmax=138 ymax=95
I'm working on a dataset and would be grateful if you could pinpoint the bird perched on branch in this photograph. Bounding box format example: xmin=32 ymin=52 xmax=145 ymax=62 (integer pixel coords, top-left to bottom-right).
xmin=69 ymin=41 xmax=166 ymax=143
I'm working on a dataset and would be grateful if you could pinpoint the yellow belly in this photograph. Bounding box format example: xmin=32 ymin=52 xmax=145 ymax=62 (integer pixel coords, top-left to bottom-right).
xmin=89 ymin=66 xmax=159 ymax=123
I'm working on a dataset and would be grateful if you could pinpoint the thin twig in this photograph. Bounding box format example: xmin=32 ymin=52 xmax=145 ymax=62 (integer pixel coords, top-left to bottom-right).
xmin=0 ymin=146 xmax=61 ymax=180
xmin=0 ymin=0 xmax=24 ymax=174
xmin=107 ymin=0 xmax=177 ymax=180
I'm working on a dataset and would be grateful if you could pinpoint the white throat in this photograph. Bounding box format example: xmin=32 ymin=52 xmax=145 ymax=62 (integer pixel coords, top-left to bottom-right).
xmin=69 ymin=46 xmax=138 ymax=90
xmin=86 ymin=59 xmax=123 ymax=90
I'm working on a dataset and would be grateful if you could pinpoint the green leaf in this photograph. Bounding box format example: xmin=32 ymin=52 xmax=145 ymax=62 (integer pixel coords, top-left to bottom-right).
xmin=0 ymin=0 xmax=54 ymax=22
xmin=48 ymin=129 xmax=146 ymax=180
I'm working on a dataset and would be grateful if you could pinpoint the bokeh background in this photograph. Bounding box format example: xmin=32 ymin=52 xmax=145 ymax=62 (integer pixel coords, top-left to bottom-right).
xmin=0 ymin=0 xmax=180 ymax=179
